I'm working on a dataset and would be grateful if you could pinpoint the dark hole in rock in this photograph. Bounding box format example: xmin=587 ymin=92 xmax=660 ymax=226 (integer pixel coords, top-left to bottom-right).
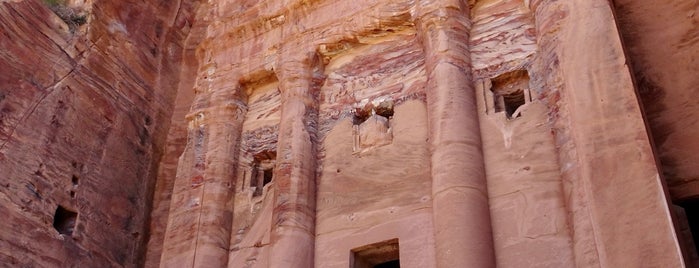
xmin=679 ymin=199 xmax=699 ymax=259
xmin=53 ymin=205 xmax=77 ymax=235
xmin=503 ymin=89 xmax=525 ymax=119
xmin=263 ymin=169 xmax=273 ymax=186
xmin=352 ymin=238 xmax=400 ymax=268
xmin=374 ymin=259 xmax=400 ymax=268
xmin=253 ymin=165 xmax=274 ymax=197
xmin=71 ymin=175 xmax=79 ymax=186
xmin=251 ymin=151 xmax=276 ymax=197
xmin=491 ymin=70 xmax=530 ymax=119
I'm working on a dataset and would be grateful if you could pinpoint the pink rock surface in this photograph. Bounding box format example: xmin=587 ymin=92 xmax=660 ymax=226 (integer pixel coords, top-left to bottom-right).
xmin=2 ymin=0 xmax=697 ymax=267
xmin=0 ymin=0 xmax=198 ymax=266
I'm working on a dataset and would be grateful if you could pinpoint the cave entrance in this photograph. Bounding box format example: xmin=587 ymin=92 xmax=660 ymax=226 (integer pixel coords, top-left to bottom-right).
xmin=351 ymin=238 xmax=400 ymax=268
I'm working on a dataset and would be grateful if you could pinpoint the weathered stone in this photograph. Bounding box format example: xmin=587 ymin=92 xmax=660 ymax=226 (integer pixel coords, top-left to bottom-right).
xmin=0 ymin=0 xmax=199 ymax=266
xmin=2 ymin=0 xmax=698 ymax=267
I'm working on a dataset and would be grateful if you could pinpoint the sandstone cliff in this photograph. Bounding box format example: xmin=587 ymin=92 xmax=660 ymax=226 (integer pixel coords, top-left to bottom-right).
xmin=1 ymin=0 xmax=698 ymax=267
xmin=0 ymin=0 xmax=199 ymax=266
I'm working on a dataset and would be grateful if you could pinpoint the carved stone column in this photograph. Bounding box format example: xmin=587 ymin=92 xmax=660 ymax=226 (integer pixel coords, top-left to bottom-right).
xmin=417 ymin=0 xmax=496 ymax=267
xmin=160 ymin=86 xmax=245 ymax=267
xmin=268 ymin=53 xmax=319 ymax=267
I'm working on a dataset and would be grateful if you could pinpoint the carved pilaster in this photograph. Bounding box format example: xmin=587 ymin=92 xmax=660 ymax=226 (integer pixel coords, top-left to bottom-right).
xmin=268 ymin=52 xmax=320 ymax=268
xmin=417 ymin=0 xmax=496 ymax=267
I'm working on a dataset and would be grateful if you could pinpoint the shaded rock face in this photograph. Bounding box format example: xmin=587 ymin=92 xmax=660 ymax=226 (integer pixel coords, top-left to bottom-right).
xmin=1 ymin=0 xmax=698 ymax=267
xmin=613 ymin=0 xmax=699 ymax=200
xmin=0 ymin=0 xmax=200 ymax=266
xmin=612 ymin=0 xmax=699 ymax=265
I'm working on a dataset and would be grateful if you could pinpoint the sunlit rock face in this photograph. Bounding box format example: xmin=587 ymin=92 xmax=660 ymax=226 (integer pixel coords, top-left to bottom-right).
xmin=1 ymin=0 xmax=698 ymax=267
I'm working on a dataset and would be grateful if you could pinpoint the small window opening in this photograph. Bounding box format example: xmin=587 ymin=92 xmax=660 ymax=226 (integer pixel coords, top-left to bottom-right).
xmin=490 ymin=70 xmax=531 ymax=119
xmin=251 ymin=151 xmax=276 ymax=197
xmin=71 ymin=175 xmax=79 ymax=186
xmin=351 ymin=238 xmax=400 ymax=268
xmin=53 ymin=205 xmax=77 ymax=235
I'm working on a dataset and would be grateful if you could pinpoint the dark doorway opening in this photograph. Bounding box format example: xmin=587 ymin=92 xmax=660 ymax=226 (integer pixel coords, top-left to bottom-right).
xmin=678 ymin=199 xmax=699 ymax=266
xmin=374 ymin=259 xmax=400 ymax=268
xmin=351 ymin=238 xmax=400 ymax=268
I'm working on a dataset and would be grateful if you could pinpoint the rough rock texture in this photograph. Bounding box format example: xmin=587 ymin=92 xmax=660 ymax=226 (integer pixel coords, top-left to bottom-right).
xmin=3 ymin=0 xmax=698 ymax=267
xmin=612 ymin=1 xmax=699 ymax=265
xmin=530 ymin=1 xmax=682 ymax=266
xmin=613 ymin=0 xmax=699 ymax=201
xmin=0 ymin=0 xmax=199 ymax=266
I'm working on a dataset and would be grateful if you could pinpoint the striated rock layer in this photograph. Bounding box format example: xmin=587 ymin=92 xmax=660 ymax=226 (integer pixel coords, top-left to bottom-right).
xmin=2 ymin=0 xmax=698 ymax=267
xmin=0 ymin=0 xmax=200 ymax=266
xmin=151 ymin=0 xmax=688 ymax=267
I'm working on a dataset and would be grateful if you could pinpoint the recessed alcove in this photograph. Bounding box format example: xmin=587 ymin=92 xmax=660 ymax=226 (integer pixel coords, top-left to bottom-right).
xmin=53 ymin=205 xmax=77 ymax=235
xmin=352 ymin=100 xmax=394 ymax=152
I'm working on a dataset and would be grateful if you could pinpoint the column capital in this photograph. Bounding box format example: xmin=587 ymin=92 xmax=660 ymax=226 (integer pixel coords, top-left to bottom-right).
xmin=185 ymin=83 xmax=246 ymax=124
xmin=416 ymin=0 xmax=470 ymax=21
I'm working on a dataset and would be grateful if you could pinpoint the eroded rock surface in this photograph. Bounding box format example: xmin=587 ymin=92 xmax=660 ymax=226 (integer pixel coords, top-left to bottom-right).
xmin=0 ymin=0 xmax=199 ymax=266
xmin=2 ymin=0 xmax=698 ymax=267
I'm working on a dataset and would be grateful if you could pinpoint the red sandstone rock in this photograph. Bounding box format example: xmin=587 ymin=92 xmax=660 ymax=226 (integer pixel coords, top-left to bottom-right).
xmin=2 ymin=0 xmax=698 ymax=267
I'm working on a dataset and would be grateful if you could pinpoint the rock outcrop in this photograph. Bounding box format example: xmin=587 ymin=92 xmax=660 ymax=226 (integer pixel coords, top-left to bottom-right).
xmin=0 ymin=0 xmax=199 ymax=266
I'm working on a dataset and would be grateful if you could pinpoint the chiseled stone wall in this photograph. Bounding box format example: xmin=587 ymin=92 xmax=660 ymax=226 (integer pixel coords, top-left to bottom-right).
xmin=471 ymin=1 xmax=574 ymax=267
xmin=153 ymin=0 xmax=686 ymax=267
xmin=1 ymin=0 xmax=690 ymax=267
